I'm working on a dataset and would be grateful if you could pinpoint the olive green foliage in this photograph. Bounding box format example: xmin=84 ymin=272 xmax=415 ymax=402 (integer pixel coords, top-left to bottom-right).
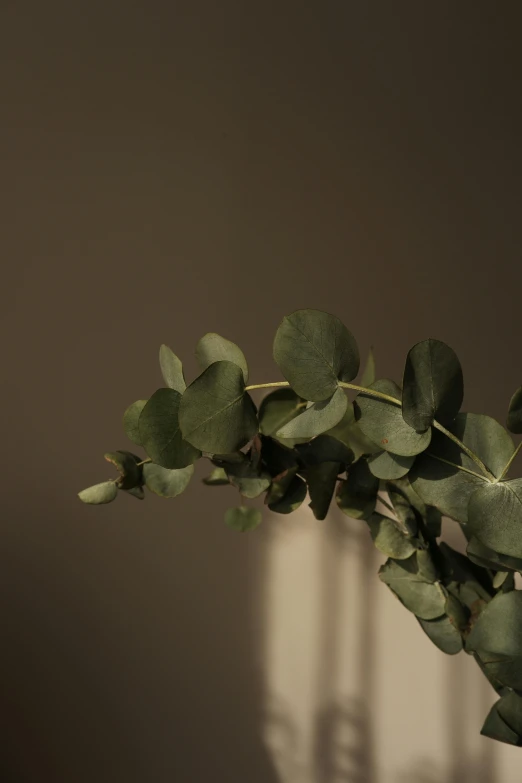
xmin=79 ymin=309 xmax=522 ymax=748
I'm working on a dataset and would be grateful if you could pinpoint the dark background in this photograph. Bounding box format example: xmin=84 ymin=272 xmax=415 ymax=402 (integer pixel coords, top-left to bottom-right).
xmin=1 ymin=2 xmax=522 ymax=781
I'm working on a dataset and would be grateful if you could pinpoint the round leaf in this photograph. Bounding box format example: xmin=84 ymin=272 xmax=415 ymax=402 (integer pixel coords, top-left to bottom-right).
xmin=143 ymin=463 xmax=194 ymax=497
xmin=354 ymin=379 xmax=431 ymax=457
xmin=225 ymin=462 xmax=271 ymax=499
xmin=379 ymin=556 xmax=446 ymax=620
xmin=468 ymin=479 xmax=522 ymax=559
xmin=139 ymin=388 xmax=201 ymax=469
xmin=482 ymin=694 xmax=522 ymax=746
xmin=359 ymin=346 xmax=376 ymax=388
xmin=336 ymin=459 xmax=379 ymax=520
xmin=276 ymin=387 xmax=347 ymax=439
xmin=325 ymin=405 xmax=380 ymax=460
xmin=466 ymin=591 xmax=522 ymax=690
xmin=259 ymin=388 xmax=307 ymax=443
xmin=104 ymin=450 xmax=142 ymax=490
xmin=466 ymin=536 xmax=522 ymax=573
xmin=179 ymin=361 xmax=258 ymax=453
xmin=295 ymin=434 xmax=353 ymax=467
xmin=402 ymin=339 xmax=463 ymax=431
xmin=507 ymin=386 xmax=522 ymax=434
xmin=267 ymin=474 xmax=307 ymax=514
xmin=417 ymin=614 xmax=463 ymax=655
xmin=225 ymin=506 xmax=262 ymax=532
xmin=410 ymin=413 xmax=515 ymax=523
xmin=78 ymin=481 xmax=118 ymax=505
xmin=123 ymin=400 xmax=147 ymax=446
xmin=195 ymin=332 xmax=248 ymax=383
xmin=273 ymin=309 xmax=359 ymax=401
xmin=368 ymin=450 xmax=414 ymax=480
xmin=367 ymin=513 xmax=417 ymax=559
xmin=159 ymin=345 xmax=186 ymax=393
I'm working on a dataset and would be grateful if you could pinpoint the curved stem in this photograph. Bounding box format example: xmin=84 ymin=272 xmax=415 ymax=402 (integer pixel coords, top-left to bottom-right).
xmin=425 ymin=452 xmax=489 ymax=482
xmin=499 ymin=441 xmax=522 ymax=480
xmin=432 ymin=421 xmax=495 ymax=481
xmin=136 ymin=458 xmax=151 ymax=467
xmin=244 ymin=380 xmax=495 ymax=481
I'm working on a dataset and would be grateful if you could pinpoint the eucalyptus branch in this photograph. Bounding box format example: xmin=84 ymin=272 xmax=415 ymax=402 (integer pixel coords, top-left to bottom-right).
xmin=78 ymin=308 xmax=522 ymax=749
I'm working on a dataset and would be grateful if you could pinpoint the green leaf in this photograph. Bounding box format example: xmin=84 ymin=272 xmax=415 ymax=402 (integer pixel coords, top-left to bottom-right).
xmin=325 ymin=405 xmax=380 ymax=460
xmin=195 ymin=332 xmax=248 ymax=383
xmin=418 ymin=613 xmax=463 ymax=655
xmin=104 ymin=450 xmax=142 ymax=490
xmin=179 ymin=361 xmax=258 ymax=453
xmin=202 ymin=467 xmax=230 ymax=485
xmin=410 ymin=413 xmax=515 ymax=523
xmin=295 ymin=434 xmax=353 ymax=467
xmin=368 ymin=451 xmax=414 ymax=480
xmin=139 ymin=388 xmax=201 ymax=469
xmin=354 ymin=379 xmax=431 ymax=457
xmin=386 ymin=484 xmax=419 ymax=537
xmin=259 ymin=389 xmax=307 ymax=444
xmin=367 ymin=513 xmax=417 ymax=559
xmin=276 ymin=387 xmax=347 ymax=439
xmin=336 ymin=459 xmax=379 ymax=520
xmin=388 ymin=478 xmax=442 ymax=538
xmin=273 ymin=309 xmax=359 ymax=401
xmin=267 ymin=474 xmax=307 ymax=514
xmin=466 ymin=591 xmax=522 ymax=690
xmin=225 ymin=461 xmax=271 ymax=499
xmin=259 ymin=435 xmax=298 ymax=477
xmin=360 ymin=346 xmax=376 ymax=388
xmin=468 ymin=479 xmax=522 ymax=559
xmin=466 ymin=536 xmax=522 ymax=573
xmin=124 ymin=485 xmax=145 ymax=499
xmin=225 ymin=506 xmax=262 ymax=532
xmin=78 ymin=481 xmax=118 ymax=505
xmin=143 ymin=463 xmax=194 ymax=497
xmin=507 ymin=387 xmax=522 ymax=434
xmin=159 ymin=345 xmax=186 ymax=393
xmin=123 ymin=400 xmax=147 ymax=446
xmin=482 ymin=693 xmax=522 ymax=746
xmin=402 ymin=339 xmax=463 ymax=432
xmin=379 ymin=556 xmax=446 ymax=619
xmin=306 ymin=461 xmax=341 ymax=520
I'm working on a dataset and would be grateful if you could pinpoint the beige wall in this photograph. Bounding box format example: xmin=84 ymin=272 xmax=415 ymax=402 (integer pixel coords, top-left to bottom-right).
xmin=2 ymin=2 xmax=522 ymax=781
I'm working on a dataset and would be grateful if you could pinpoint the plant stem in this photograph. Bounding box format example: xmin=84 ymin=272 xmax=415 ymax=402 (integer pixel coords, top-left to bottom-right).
xmin=499 ymin=441 xmax=522 ymax=480
xmin=425 ymin=452 xmax=489 ymax=481
xmin=246 ymin=380 xmax=495 ymax=481
xmin=432 ymin=421 xmax=495 ymax=481
xmin=136 ymin=459 xmax=151 ymax=467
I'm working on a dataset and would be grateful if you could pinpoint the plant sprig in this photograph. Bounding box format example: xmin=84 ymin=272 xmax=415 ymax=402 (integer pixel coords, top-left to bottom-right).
xmin=79 ymin=308 xmax=522 ymax=748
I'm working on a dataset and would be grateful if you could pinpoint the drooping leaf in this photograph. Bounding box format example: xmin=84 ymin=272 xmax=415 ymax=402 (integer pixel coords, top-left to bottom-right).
xmin=379 ymin=556 xmax=447 ymax=620
xmin=123 ymin=400 xmax=147 ymax=446
xmin=359 ymin=346 xmax=376 ymax=388
xmin=104 ymin=450 xmax=142 ymax=490
xmin=265 ymin=466 xmax=299 ymax=505
xmin=259 ymin=388 xmax=306 ymax=434
xmin=386 ymin=485 xmax=419 ymax=538
xmin=273 ymin=309 xmax=359 ymax=401
xmin=306 ymin=461 xmax=341 ymax=520
xmin=139 ymin=388 xmax=201 ymax=469
xmin=354 ymin=379 xmax=431 ymax=457
xmin=418 ymin=611 xmax=463 ymax=655
xmin=78 ymin=481 xmax=118 ymax=505
xmin=368 ymin=450 xmax=414 ymax=480
xmin=402 ymin=339 xmax=463 ymax=432
xmin=325 ymin=405 xmax=380 ymax=460
xmin=468 ymin=479 xmax=522 ymax=559
xmin=336 ymin=459 xmax=379 ymax=520
xmin=466 ymin=536 xmax=522 ymax=574
xmin=143 ymin=463 xmax=194 ymax=497
xmin=387 ymin=477 xmax=442 ymax=538
xmin=295 ymin=434 xmax=353 ymax=467
xmin=179 ymin=361 xmax=258 ymax=453
xmin=225 ymin=461 xmax=271 ymax=499
xmin=259 ymin=435 xmax=298 ymax=477
xmin=159 ymin=345 xmax=186 ymax=392
xmin=438 ymin=542 xmax=493 ymax=611
xmin=410 ymin=413 xmax=515 ymax=523
xmin=466 ymin=591 xmax=522 ymax=690
xmin=124 ymin=486 xmax=145 ymax=500
xmin=507 ymin=386 xmax=522 ymax=434
xmin=366 ymin=513 xmax=417 ymax=559
xmin=481 ymin=693 xmax=522 ymax=746
xmin=202 ymin=467 xmax=230 ymax=486
xmin=276 ymin=387 xmax=347 ymax=439
xmin=267 ymin=473 xmax=307 ymax=514
xmin=225 ymin=506 xmax=262 ymax=532
xmin=195 ymin=332 xmax=248 ymax=383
